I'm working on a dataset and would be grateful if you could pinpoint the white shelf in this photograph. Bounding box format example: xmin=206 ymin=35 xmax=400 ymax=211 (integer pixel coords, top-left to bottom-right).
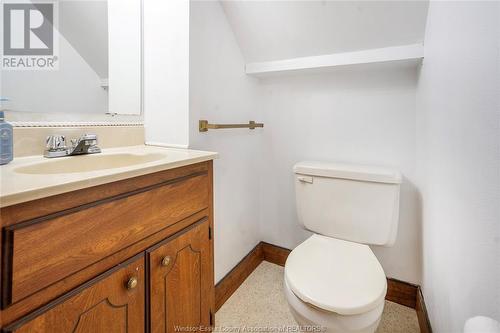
xmin=245 ymin=44 xmax=424 ymax=76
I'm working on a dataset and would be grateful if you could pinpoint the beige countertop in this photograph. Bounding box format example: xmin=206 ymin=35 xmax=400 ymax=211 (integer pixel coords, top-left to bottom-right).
xmin=0 ymin=145 xmax=218 ymax=208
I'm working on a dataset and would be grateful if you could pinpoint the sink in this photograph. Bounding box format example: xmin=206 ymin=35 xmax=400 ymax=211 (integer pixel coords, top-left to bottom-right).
xmin=14 ymin=153 xmax=167 ymax=174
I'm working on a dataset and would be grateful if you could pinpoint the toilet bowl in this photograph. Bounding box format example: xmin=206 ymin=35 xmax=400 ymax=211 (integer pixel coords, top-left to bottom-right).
xmin=284 ymin=279 xmax=384 ymax=333
xmin=284 ymin=234 xmax=387 ymax=333
xmin=288 ymin=161 xmax=402 ymax=333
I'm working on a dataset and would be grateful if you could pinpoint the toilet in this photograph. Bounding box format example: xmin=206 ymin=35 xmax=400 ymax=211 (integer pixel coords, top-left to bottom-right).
xmin=284 ymin=161 xmax=402 ymax=333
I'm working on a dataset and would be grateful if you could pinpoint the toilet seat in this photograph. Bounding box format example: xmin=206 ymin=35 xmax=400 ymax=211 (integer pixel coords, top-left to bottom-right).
xmin=284 ymin=234 xmax=387 ymax=316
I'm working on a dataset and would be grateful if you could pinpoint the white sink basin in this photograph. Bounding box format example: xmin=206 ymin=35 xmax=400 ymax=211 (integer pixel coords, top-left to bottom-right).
xmin=14 ymin=153 xmax=167 ymax=174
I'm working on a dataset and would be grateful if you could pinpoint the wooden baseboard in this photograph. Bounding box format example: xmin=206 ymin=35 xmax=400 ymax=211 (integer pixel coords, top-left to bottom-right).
xmin=386 ymin=278 xmax=418 ymax=308
xmin=260 ymin=242 xmax=290 ymax=266
xmin=215 ymin=243 xmax=263 ymax=311
xmin=416 ymin=287 xmax=433 ymax=333
xmin=215 ymin=241 xmax=432 ymax=333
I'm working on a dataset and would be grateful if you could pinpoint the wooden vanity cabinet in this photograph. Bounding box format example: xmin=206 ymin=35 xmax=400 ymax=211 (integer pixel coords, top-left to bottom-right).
xmin=0 ymin=161 xmax=215 ymax=333
xmin=148 ymin=219 xmax=213 ymax=333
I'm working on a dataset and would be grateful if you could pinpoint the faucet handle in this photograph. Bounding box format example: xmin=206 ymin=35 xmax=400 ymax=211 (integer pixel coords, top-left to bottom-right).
xmin=79 ymin=133 xmax=98 ymax=145
xmin=46 ymin=135 xmax=67 ymax=151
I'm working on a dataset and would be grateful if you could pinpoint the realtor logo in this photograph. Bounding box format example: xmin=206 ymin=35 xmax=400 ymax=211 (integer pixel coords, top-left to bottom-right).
xmin=4 ymin=3 xmax=53 ymax=55
xmin=1 ymin=1 xmax=58 ymax=70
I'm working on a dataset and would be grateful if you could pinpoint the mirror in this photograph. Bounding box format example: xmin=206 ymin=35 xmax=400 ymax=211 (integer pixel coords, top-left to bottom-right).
xmin=1 ymin=0 xmax=142 ymax=116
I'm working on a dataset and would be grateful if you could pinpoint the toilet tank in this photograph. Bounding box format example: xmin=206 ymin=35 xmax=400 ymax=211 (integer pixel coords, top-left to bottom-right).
xmin=294 ymin=161 xmax=402 ymax=246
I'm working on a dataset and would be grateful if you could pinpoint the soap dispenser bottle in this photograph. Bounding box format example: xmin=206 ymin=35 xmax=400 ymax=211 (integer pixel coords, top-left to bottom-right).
xmin=0 ymin=111 xmax=13 ymax=165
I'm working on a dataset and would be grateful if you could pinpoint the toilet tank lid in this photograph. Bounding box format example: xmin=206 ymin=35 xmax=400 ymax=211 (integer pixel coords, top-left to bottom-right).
xmin=293 ymin=161 xmax=402 ymax=184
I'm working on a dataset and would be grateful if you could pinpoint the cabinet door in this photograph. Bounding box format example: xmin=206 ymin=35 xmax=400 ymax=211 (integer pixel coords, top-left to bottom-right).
xmin=148 ymin=219 xmax=213 ymax=333
xmin=4 ymin=255 xmax=145 ymax=333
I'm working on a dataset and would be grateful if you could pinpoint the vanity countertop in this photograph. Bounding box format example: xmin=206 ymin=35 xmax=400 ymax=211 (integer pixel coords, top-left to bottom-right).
xmin=0 ymin=145 xmax=218 ymax=208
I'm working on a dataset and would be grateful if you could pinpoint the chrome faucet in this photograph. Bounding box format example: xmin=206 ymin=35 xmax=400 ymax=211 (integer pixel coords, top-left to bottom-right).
xmin=44 ymin=134 xmax=101 ymax=158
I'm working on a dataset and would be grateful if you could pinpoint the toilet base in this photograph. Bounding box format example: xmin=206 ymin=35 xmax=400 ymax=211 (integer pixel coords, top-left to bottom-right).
xmin=284 ymin=278 xmax=384 ymax=333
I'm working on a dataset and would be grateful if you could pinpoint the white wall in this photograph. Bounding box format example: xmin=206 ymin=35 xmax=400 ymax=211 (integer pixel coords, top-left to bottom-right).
xmin=416 ymin=2 xmax=500 ymax=331
xmin=189 ymin=0 xmax=263 ymax=282
xmin=259 ymin=65 xmax=421 ymax=284
xmin=144 ymin=0 xmax=190 ymax=147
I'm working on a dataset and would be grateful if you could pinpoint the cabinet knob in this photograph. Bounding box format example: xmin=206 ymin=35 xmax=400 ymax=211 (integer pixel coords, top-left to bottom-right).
xmin=161 ymin=256 xmax=171 ymax=267
xmin=126 ymin=277 xmax=138 ymax=290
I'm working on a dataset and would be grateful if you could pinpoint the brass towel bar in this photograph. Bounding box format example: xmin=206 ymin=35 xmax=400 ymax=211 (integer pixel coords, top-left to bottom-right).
xmin=199 ymin=120 xmax=264 ymax=132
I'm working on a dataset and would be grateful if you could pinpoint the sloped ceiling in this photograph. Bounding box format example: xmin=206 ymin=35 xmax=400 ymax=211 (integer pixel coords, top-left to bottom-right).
xmin=221 ymin=0 xmax=429 ymax=63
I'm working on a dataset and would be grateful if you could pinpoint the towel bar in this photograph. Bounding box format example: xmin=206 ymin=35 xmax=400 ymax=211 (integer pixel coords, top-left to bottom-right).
xmin=199 ymin=120 xmax=264 ymax=132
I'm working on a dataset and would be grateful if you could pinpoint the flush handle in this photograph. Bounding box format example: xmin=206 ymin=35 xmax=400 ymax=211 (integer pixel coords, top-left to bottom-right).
xmin=297 ymin=176 xmax=313 ymax=184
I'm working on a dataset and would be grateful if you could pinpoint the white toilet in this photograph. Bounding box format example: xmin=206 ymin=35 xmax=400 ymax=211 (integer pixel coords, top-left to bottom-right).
xmin=284 ymin=161 xmax=402 ymax=333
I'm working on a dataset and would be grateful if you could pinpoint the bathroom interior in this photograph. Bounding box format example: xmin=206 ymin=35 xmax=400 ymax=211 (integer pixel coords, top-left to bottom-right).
xmin=0 ymin=0 xmax=499 ymax=332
